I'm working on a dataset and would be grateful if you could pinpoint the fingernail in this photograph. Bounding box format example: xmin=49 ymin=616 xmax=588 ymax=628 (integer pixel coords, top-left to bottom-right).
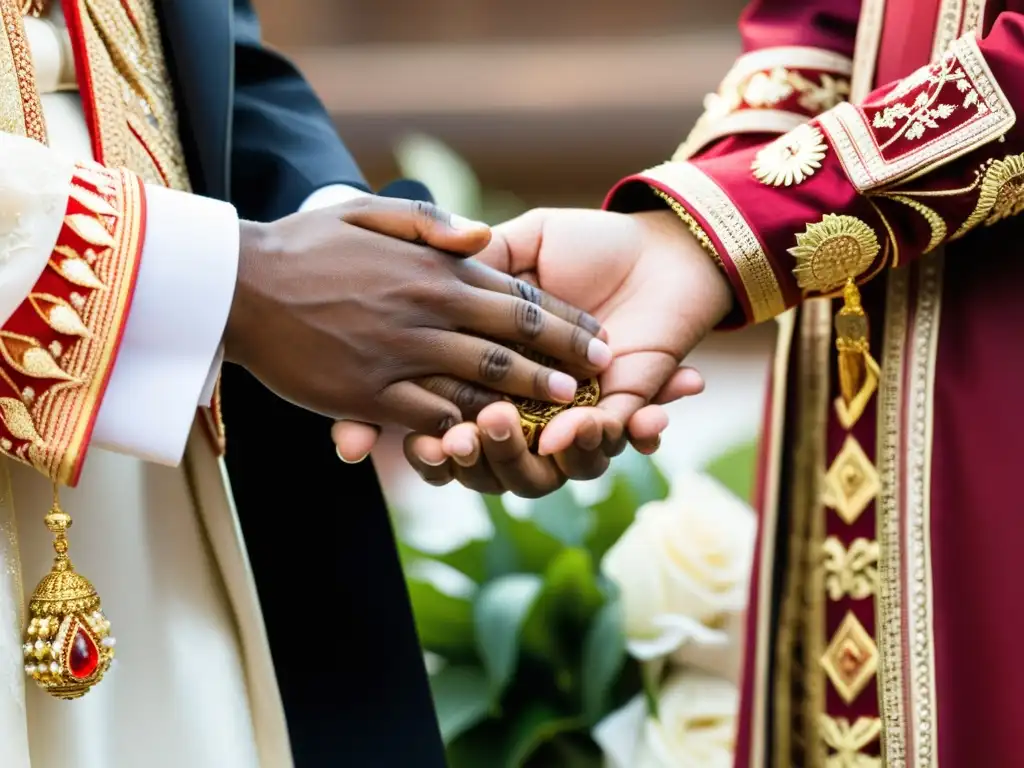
xmin=449 ymin=214 xmax=487 ymax=231
xmin=336 ymin=446 xmax=368 ymax=464
xmin=549 ymin=371 xmax=578 ymax=403
xmin=449 ymin=436 xmax=475 ymax=459
xmin=419 ymin=455 xmax=448 ymax=467
xmin=485 ymin=425 xmax=511 ymax=442
xmin=587 ymin=338 xmax=612 ymax=368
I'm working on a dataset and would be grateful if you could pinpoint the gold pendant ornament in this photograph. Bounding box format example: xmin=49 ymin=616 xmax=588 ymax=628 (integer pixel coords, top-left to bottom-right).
xmin=506 ymin=345 xmax=600 ymax=451
xmin=23 ymin=485 xmax=114 ymax=699
xmin=510 ymin=377 xmax=601 ymax=451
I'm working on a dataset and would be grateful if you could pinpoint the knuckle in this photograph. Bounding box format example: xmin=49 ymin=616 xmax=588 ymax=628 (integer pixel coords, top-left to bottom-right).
xmin=513 ymin=300 xmax=544 ymax=339
xmin=531 ymin=366 xmax=551 ymax=398
xmin=433 ymin=410 xmax=460 ymax=436
xmin=412 ymin=200 xmax=449 ymax=226
xmin=478 ymin=346 xmax=513 ymax=383
xmin=570 ymin=325 xmax=589 ymax=357
xmin=511 ymin=278 xmax=541 ymax=305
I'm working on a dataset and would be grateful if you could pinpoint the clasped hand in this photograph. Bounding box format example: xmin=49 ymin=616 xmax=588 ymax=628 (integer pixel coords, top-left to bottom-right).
xmin=224 ymin=196 xmax=613 ymax=440
xmin=330 ymin=205 xmax=736 ymax=497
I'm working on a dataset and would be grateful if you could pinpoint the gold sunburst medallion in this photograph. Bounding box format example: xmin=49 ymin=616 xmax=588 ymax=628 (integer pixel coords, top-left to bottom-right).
xmin=953 ymin=153 xmax=1024 ymax=238
xmin=751 ymin=124 xmax=828 ymax=187
xmin=789 ymin=214 xmax=880 ymax=294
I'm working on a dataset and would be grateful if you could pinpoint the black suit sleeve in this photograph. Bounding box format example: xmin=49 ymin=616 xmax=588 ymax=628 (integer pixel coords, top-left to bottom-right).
xmin=228 ymin=0 xmax=368 ymax=222
xmin=221 ymin=5 xmax=447 ymax=766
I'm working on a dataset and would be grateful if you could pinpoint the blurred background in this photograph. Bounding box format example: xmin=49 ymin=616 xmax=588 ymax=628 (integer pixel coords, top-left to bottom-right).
xmin=252 ymin=0 xmax=775 ymax=524
xmin=251 ymin=4 xmax=777 ymax=764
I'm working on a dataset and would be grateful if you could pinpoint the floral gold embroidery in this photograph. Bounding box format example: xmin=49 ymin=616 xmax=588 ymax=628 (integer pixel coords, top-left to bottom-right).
xmin=0 ymin=332 xmax=76 ymax=382
xmin=822 ymin=537 xmax=880 ymax=600
xmin=819 ymin=715 xmax=883 ymax=768
xmin=0 ymin=396 xmax=42 ymax=443
xmin=28 ymin=295 xmax=91 ymax=338
xmin=752 ymin=124 xmax=828 ymax=187
xmin=790 ymin=214 xmax=881 ymax=294
xmin=50 ymin=252 xmax=106 ymax=290
xmin=673 ymin=47 xmax=852 ymax=160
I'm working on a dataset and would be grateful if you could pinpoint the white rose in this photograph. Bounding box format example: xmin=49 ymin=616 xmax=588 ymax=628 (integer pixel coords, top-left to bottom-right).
xmin=601 ymin=470 xmax=756 ymax=665
xmin=594 ymin=672 xmax=739 ymax=768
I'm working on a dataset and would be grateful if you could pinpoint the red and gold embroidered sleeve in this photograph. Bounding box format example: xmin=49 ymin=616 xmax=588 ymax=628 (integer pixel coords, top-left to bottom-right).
xmin=607 ymin=18 xmax=1024 ymax=326
xmin=0 ymin=161 xmax=145 ymax=484
xmin=677 ymin=0 xmax=860 ymax=162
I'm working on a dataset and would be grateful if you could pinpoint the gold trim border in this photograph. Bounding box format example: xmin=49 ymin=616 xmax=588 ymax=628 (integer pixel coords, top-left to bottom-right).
xmin=749 ymin=309 xmax=797 ymax=768
xmin=877 ymin=266 xmax=911 ymax=768
xmin=0 ymin=0 xmax=46 ymax=142
xmin=642 ymin=162 xmax=786 ymax=322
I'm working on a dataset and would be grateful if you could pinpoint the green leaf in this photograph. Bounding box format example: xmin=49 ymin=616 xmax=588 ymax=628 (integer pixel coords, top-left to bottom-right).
xmin=502 ymin=704 xmax=584 ymax=768
xmin=580 ymin=595 xmax=627 ymax=725
xmin=703 ymin=440 xmax=758 ymax=502
xmin=521 ymin=548 xmax=604 ymax=665
xmin=447 ymin=721 xmax=505 ymax=768
xmin=529 ymin=486 xmax=594 ymax=546
xmin=430 ymin=666 xmax=492 ymax=744
xmin=586 ymin=475 xmax=639 ymax=565
xmin=400 ymin=538 xmax=489 ymax=584
xmin=482 ymin=494 xmax=564 ymax=577
xmin=474 ymin=574 xmax=544 ymax=700
xmin=614 ymin=448 xmax=670 ymax=506
xmin=406 ymin=577 xmax=476 ymax=658
xmin=394 ymin=133 xmax=483 ymax=219
xmin=640 ymin=660 xmax=662 ymax=719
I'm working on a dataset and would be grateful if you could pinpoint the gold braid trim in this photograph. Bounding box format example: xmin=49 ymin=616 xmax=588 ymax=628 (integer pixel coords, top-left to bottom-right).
xmin=650 ymin=187 xmax=725 ymax=271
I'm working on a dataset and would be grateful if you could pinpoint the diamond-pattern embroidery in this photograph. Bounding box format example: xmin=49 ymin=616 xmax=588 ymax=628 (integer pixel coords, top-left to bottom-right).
xmin=822 ymin=436 xmax=880 ymax=524
xmin=820 ymin=611 xmax=878 ymax=704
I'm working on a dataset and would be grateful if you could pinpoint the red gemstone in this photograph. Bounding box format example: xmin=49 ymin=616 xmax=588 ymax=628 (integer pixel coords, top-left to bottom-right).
xmin=68 ymin=626 xmax=99 ymax=679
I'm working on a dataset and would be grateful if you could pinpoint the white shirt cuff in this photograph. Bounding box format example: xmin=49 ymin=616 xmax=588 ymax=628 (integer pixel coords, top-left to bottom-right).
xmin=299 ymin=183 xmax=371 ymax=212
xmin=91 ymin=185 xmax=239 ymax=465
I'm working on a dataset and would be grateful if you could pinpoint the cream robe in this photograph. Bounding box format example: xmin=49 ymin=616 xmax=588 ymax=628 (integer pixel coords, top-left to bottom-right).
xmin=0 ymin=9 xmax=292 ymax=768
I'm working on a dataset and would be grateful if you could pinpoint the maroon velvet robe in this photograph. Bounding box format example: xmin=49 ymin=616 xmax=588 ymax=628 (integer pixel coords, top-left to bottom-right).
xmin=605 ymin=1 xmax=1024 ymax=765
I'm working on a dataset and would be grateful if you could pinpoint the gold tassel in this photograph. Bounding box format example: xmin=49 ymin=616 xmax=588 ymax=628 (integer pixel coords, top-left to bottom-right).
xmin=22 ymin=484 xmax=114 ymax=699
xmin=832 ymin=279 xmax=882 ymax=430
xmin=834 ymin=279 xmax=870 ymax=406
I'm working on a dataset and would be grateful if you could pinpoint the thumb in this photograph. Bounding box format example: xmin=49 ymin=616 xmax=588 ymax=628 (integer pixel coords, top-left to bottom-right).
xmin=331 ymin=420 xmax=382 ymax=463
xmin=340 ymin=198 xmax=491 ymax=257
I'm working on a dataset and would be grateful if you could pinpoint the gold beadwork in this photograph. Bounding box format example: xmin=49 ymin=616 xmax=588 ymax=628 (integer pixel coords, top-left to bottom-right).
xmin=752 ymin=124 xmax=828 ymax=187
xmin=23 ymin=486 xmax=114 ymax=699
xmin=820 ymin=611 xmax=878 ymax=705
xmin=822 ymin=436 xmax=880 ymax=525
xmin=822 ymin=537 xmax=879 ymax=601
xmin=650 ymin=187 xmax=725 ymax=271
xmin=887 ymin=195 xmax=946 ymax=253
xmin=790 ymin=214 xmax=881 ymax=295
